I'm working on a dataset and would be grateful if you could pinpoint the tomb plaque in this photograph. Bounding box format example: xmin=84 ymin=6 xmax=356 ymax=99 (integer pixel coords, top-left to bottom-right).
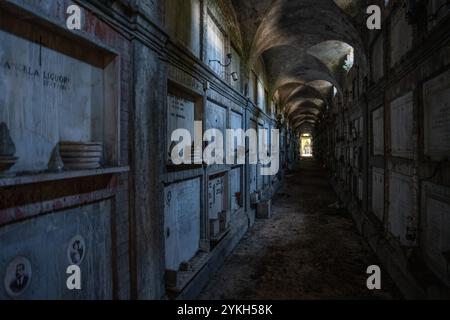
xmin=0 ymin=201 xmax=113 ymax=299
xmin=423 ymin=69 xmax=450 ymax=159
xmin=208 ymin=176 xmax=225 ymax=220
xmin=371 ymin=36 xmax=384 ymax=82
xmin=230 ymin=167 xmax=242 ymax=212
xmin=230 ymin=111 xmax=244 ymax=156
xmin=388 ymin=172 xmax=414 ymax=245
xmin=0 ymin=27 xmax=104 ymax=172
xmin=206 ymin=102 xmax=226 ymax=132
xmin=422 ymin=183 xmax=450 ymax=285
xmin=167 ymin=94 xmax=195 ymax=159
xmin=390 ymin=92 xmax=414 ymax=159
xmin=372 ymin=107 xmax=384 ymax=155
xmin=372 ymin=168 xmax=384 ymax=221
xmin=390 ymin=6 xmax=413 ymax=67
xmin=164 ymin=178 xmax=201 ymax=271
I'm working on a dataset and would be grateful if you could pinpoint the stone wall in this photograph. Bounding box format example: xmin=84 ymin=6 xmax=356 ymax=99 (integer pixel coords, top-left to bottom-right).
xmin=325 ymin=1 xmax=450 ymax=299
xmin=0 ymin=0 xmax=293 ymax=300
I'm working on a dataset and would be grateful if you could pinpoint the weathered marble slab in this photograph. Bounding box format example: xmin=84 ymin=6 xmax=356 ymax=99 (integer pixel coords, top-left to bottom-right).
xmin=371 ymin=35 xmax=384 ymax=82
xmin=388 ymin=172 xmax=413 ymax=245
xmin=422 ymin=182 xmax=450 ymax=286
xmin=372 ymin=107 xmax=384 ymax=155
xmin=230 ymin=167 xmax=242 ymax=212
xmin=372 ymin=167 xmax=385 ymax=221
xmin=0 ymin=201 xmax=112 ymax=299
xmin=208 ymin=175 xmax=225 ymax=220
xmin=167 ymin=94 xmax=195 ymax=151
xmin=164 ymin=178 xmax=201 ymax=271
xmin=230 ymin=111 xmax=244 ymax=149
xmin=165 ymin=0 xmax=201 ymax=58
xmin=423 ymin=69 xmax=450 ymax=160
xmin=390 ymin=92 xmax=414 ymax=159
xmin=205 ymin=101 xmax=226 ymax=132
xmin=390 ymin=6 xmax=413 ymax=67
xmin=0 ymin=27 xmax=104 ymax=172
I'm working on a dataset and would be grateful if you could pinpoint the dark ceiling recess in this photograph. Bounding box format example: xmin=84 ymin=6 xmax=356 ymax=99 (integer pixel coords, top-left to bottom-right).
xmin=231 ymin=0 xmax=367 ymax=133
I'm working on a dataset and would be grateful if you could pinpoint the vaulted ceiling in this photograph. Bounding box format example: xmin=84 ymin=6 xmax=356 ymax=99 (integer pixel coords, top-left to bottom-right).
xmin=230 ymin=0 xmax=367 ymax=133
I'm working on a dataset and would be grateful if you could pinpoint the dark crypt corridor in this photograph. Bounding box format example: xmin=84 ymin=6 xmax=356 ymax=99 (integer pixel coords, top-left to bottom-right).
xmin=0 ymin=0 xmax=450 ymax=302
xmin=200 ymin=159 xmax=401 ymax=300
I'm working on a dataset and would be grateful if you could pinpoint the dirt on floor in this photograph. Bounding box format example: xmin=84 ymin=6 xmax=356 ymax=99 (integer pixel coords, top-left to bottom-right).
xmin=199 ymin=159 xmax=402 ymax=300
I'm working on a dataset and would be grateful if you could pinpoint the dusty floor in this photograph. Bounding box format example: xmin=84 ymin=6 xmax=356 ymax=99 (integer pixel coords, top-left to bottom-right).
xmin=199 ymin=159 xmax=402 ymax=300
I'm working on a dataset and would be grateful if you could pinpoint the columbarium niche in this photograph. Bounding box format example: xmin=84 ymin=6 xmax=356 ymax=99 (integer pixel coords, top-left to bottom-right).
xmin=0 ymin=10 xmax=120 ymax=174
xmin=166 ymin=85 xmax=203 ymax=165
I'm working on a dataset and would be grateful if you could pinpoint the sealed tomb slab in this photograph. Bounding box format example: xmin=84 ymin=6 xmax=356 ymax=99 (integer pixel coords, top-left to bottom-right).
xmin=389 ymin=5 xmax=413 ymax=67
xmin=164 ymin=178 xmax=201 ymax=272
xmin=388 ymin=172 xmax=414 ymax=245
xmin=230 ymin=167 xmax=242 ymax=212
xmin=0 ymin=201 xmax=113 ymax=299
xmin=422 ymin=182 xmax=450 ymax=286
xmin=371 ymin=167 xmax=384 ymax=221
xmin=372 ymin=107 xmax=384 ymax=156
xmin=390 ymin=92 xmax=414 ymax=159
xmin=208 ymin=174 xmax=225 ymax=221
xmin=167 ymin=93 xmax=195 ymax=162
xmin=423 ymin=68 xmax=450 ymax=160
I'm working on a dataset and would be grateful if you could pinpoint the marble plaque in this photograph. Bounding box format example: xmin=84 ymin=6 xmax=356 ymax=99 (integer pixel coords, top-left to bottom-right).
xmin=164 ymin=178 xmax=201 ymax=271
xmin=388 ymin=172 xmax=413 ymax=245
xmin=230 ymin=111 xmax=244 ymax=151
xmin=371 ymin=35 xmax=384 ymax=82
xmin=390 ymin=6 xmax=413 ymax=67
xmin=422 ymin=183 xmax=450 ymax=285
xmin=423 ymin=69 xmax=450 ymax=159
xmin=206 ymin=101 xmax=226 ymax=132
xmin=0 ymin=27 xmax=103 ymax=172
xmin=167 ymin=94 xmax=195 ymax=153
xmin=208 ymin=175 xmax=225 ymax=220
xmin=390 ymin=92 xmax=414 ymax=159
xmin=372 ymin=168 xmax=385 ymax=221
xmin=0 ymin=201 xmax=113 ymax=299
xmin=230 ymin=167 xmax=242 ymax=212
xmin=372 ymin=107 xmax=384 ymax=155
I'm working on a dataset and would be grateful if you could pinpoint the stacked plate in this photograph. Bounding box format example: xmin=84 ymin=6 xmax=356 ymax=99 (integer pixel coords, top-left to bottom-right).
xmin=0 ymin=156 xmax=18 ymax=172
xmin=59 ymin=141 xmax=103 ymax=170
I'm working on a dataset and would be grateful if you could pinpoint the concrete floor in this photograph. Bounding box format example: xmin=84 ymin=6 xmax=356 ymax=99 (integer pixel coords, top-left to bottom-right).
xmin=199 ymin=159 xmax=402 ymax=299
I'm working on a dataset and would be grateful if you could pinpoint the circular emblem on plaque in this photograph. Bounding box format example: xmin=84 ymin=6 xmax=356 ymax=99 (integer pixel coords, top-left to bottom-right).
xmin=67 ymin=235 xmax=86 ymax=266
xmin=4 ymin=256 xmax=32 ymax=297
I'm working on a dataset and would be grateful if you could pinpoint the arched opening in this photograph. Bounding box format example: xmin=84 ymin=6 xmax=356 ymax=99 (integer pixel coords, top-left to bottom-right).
xmin=300 ymin=133 xmax=313 ymax=158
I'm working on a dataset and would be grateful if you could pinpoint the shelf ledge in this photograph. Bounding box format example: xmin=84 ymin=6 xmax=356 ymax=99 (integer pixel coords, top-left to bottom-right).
xmin=0 ymin=166 xmax=130 ymax=188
